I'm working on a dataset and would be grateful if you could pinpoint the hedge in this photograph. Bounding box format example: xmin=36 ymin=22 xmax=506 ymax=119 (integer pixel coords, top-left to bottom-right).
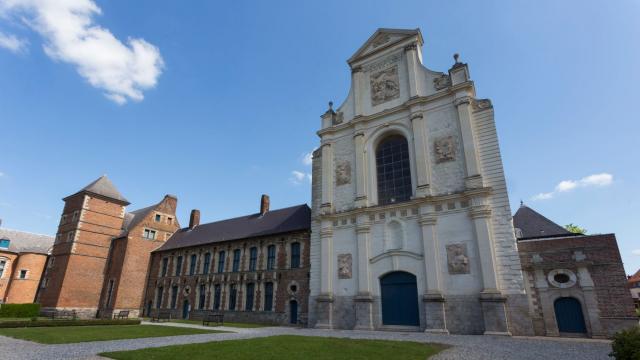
xmin=0 ymin=319 xmax=141 ymax=328
xmin=0 ymin=303 xmax=40 ymax=318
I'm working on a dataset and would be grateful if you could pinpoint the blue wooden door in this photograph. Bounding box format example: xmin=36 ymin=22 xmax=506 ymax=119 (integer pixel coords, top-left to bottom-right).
xmin=554 ymin=297 xmax=586 ymax=333
xmin=380 ymin=272 xmax=419 ymax=326
xmin=182 ymin=300 xmax=190 ymax=320
xmin=289 ymin=300 xmax=298 ymax=324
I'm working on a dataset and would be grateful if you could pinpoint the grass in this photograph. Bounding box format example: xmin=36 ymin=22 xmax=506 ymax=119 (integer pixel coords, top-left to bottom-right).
xmin=170 ymin=319 xmax=272 ymax=328
xmin=101 ymin=335 xmax=445 ymax=360
xmin=0 ymin=324 xmax=225 ymax=344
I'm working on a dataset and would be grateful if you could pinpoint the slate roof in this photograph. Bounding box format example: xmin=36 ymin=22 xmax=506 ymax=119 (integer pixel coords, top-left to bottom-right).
xmin=66 ymin=175 xmax=129 ymax=204
xmin=0 ymin=228 xmax=54 ymax=254
xmin=155 ymin=204 xmax=310 ymax=252
xmin=120 ymin=204 xmax=156 ymax=237
xmin=513 ymin=205 xmax=574 ymax=240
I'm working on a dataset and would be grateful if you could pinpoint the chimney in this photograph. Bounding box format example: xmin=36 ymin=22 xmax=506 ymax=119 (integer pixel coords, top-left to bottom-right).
xmin=189 ymin=209 xmax=200 ymax=229
xmin=260 ymin=194 xmax=270 ymax=216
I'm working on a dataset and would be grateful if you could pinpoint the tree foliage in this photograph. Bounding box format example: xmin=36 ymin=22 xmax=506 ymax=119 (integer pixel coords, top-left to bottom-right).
xmin=565 ymin=223 xmax=587 ymax=234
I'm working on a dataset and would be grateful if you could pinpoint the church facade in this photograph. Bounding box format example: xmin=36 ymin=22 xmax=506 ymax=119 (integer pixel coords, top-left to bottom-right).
xmin=309 ymin=28 xmax=533 ymax=335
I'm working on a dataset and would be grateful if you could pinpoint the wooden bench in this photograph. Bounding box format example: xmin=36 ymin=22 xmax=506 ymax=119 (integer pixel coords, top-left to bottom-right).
xmin=43 ymin=309 xmax=77 ymax=320
xmin=151 ymin=309 xmax=172 ymax=322
xmin=202 ymin=312 xmax=224 ymax=327
xmin=113 ymin=310 xmax=130 ymax=320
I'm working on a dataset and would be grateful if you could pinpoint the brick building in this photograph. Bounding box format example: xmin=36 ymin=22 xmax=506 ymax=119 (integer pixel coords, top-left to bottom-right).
xmin=514 ymin=204 xmax=637 ymax=337
xmin=0 ymin=227 xmax=53 ymax=304
xmin=143 ymin=196 xmax=311 ymax=325
xmin=628 ymin=269 xmax=640 ymax=309
xmin=39 ymin=176 xmax=179 ymax=317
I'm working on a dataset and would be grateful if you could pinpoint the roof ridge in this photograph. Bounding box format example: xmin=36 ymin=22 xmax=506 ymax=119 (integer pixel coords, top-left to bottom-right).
xmin=193 ymin=203 xmax=309 ymax=228
xmin=0 ymin=228 xmax=55 ymax=238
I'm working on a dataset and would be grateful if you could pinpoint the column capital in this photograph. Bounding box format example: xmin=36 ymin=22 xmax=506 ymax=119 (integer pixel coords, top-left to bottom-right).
xmin=404 ymin=44 xmax=418 ymax=52
xmin=469 ymin=205 xmax=492 ymax=219
xmin=410 ymin=112 xmax=424 ymax=121
xmin=351 ymin=65 xmax=363 ymax=74
xmin=419 ymin=215 xmax=437 ymax=226
xmin=355 ymin=224 xmax=371 ymax=234
xmin=454 ymin=96 xmax=473 ymax=107
xmin=353 ymin=132 xmax=365 ymax=138
xmin=320 ymin=228 xmax=333 ymax=238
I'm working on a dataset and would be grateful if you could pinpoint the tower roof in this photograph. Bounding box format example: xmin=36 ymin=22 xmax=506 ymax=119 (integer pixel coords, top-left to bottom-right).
xmin=513 ymin=205 xmax=573 ymax=240
xmin=67 ymin=175 xmax=129 ymax=204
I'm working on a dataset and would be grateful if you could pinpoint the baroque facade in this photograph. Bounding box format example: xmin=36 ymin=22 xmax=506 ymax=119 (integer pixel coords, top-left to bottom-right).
xmin=309 ymin=28 xmax=532 ymax=335
xmin=38 ymin=176 xmax=179 ymax=318
xmin=143 ymin=196 xmax=310 ymax=325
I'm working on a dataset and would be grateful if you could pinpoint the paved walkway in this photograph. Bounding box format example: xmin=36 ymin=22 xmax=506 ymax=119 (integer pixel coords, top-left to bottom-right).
xmin=0 ymin=321 xmax=612 ymax=360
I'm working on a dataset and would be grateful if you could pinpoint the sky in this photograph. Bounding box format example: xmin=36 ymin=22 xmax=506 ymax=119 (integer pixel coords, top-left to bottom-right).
xmin=0 ymin=0 xmax=639 ymax=274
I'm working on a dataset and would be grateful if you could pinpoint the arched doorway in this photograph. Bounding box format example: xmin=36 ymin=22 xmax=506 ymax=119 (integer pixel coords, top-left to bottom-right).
xmin=380 ymin=271 xmax=419 ymax=326
xmin=554 ymin=297 xmax=587 ymax=333
xmin=289 ymin=300 xmax=298 ymax=324
xmin=182 ymin=299 xmax=190 ymax=320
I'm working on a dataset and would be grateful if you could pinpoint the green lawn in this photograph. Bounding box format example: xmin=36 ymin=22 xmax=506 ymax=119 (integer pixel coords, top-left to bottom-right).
xmin=0 ymin=325 xmax=225 ymax=344
xmin=101 ymin=335 xmax=445 ymax=360
xmin=170 ymin=319 xmax=272 ymax=328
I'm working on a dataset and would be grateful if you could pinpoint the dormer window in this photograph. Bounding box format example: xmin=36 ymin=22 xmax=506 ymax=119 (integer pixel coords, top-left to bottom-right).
xmin=0 ymin=239 xmax=9 ymax=249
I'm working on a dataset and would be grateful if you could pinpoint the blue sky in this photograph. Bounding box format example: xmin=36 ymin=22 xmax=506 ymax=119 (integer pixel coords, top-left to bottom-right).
xmin=1 ymin=0 xmax=639 ymax=274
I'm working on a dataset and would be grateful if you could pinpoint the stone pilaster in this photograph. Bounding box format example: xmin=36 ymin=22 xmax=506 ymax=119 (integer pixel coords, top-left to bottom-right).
xmin=418 ymin=210 xmax=448 ymax=333
xmin=354 ymin=219 xmax=374 ymax=330
xmin=404 ymin=44 xmax=420 ymax=98
xmin=411 ymin=112 xmax=432 ymax=198
xmin=577 ymin=266 xmax=606 ymax=338
xmin=454 ymin=96 xmax=483 ymax=189
xmin=354 ymin=132 xmax=368 ymax=208
xmin=352 ymin=66 xmax=364 ymax=117
xmin=320 ymin=143 xmax=334 ymax=214
xmin=315 ymin=222 xmax=334 ymax=329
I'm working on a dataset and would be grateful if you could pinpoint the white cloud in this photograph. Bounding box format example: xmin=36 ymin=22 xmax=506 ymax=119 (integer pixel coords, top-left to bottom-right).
xmin=633 ymin=249 xmax=640 ymax=256
xmin=0 ymin=31 xmax=27 ymax=53
xmin=302 ymin=152 xmax=313 ymax=166
xmin=532 ymin=173 xmax=613 ymax=201
xmin=0 ymin=0 xmax=164 ymax=104
xmin=289 ymin=170 xmax=311 ymax=185
xmin=0 ymin=171 xmax=4 ymax=177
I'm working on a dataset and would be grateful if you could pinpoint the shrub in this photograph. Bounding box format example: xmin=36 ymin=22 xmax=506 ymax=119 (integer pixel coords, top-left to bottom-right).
xmin=609 ymin=326 xmax=640 ymax=360
xmin=0 ymin=319 xmax=141 ymax=328
xmin=0 ymin=303 xmax=41 ymax=318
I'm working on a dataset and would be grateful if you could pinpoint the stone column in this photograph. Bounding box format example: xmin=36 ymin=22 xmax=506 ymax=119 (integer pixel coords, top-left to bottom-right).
xmin=315 ymin=221 xmax=334 ymax=329
xmin=454 ymin=96 xmax=483 ymax=189
xmin=354 ymin=132 xmax=368 ymax=208
xmin=320 ymin=143 xmax=334 ymax=214
xmin=354 ymin=218 xmax=374 ymax=330
xmin=470 ymin=202 xmax=510 ymax=335
xmin=352 ymin=66 xmax=364 ymax=117
xmin=404 ymin=44 xmax=419 ymax=98
xmin=410 ymin=111 xmax=432 ymax=198
xmin=419 ymin=209 xmax=448 ymax=333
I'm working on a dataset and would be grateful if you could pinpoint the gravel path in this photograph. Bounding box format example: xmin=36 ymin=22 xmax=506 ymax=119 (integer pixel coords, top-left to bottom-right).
xmin=0 ymin=321 xmax=612 ymax=360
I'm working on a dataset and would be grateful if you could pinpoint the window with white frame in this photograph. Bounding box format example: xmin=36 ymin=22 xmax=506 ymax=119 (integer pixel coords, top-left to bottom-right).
xmin=67 ymin=231 xmax=75 ymax=242
xmin=18 ymin=270 xmax=27 ymax=279
xmin=143 ymin=229 xmax=157 ymax=240
xmin=72 ymin=210 xmax=79 ymax=222
xmin=0 ymin=238 xmax=10 ymax=249
xmin=0 ymin=259 xmax=7 ymax=278
xmin=155 ymin=214 xmax=162 ymax=222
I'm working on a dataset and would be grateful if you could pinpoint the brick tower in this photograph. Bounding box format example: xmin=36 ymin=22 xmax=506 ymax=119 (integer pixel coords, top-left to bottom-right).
xmin=39 ymin=176 xmax=129 ymax=317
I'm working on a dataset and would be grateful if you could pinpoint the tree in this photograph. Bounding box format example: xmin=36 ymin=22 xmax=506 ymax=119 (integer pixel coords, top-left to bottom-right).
xmin=565 ymin=223 xmax=587 ymax=234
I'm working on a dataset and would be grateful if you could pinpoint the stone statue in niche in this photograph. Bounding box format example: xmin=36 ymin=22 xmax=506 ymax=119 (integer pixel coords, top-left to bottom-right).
xmin=335 ymin=160 xmax=351 ymax=186
xmin=434 ymin=136 xmax=456 ymax=163
xmin=433 ymin=74 xmax=451 ymax=90
xmin=370 ymin=65 xmax=400 ymax=106
xmin=447 ymin=243 xmax=469 ymax=274
xmin=337 ymin=254 xmax=352 ymax=279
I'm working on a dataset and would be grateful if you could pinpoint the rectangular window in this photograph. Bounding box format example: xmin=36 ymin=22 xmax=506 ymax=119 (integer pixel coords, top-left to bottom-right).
xmin=245 ymin=283 xmax=254 ymax=311
xmin=213 ymin=284 xmax=221 ymax=310
xmin=67 ymin=232 xmax=74 ymax=242
xmin=189 ymin=254 xmax=197 ymax=275
xmin=0 ymin=260 xmax=6 ymax=278
xmin=203 ymin=253 xmax=211 ymax=275
xmin=291 ymin=242 xmax=301 ymax=269
xmin=0 ymin=239 xmax=9 ymax=249
xmin=143 ymin=229 xmax=157 ymax=240
xmin=249 ymin=247 xmax=257 ymax=272
xmin=18 ymin=270 xmax=27 ymax=279
xmin=199 ymin=284 xmax=206 ymax=310
xmin=170 ymin=286 xmax=178 ymax=309
xmin=72 ymin=210 xmax=79 ymax=222
xmin=167 ymin=217 xmax=173 ymax=224
xmin=264 ymin=282 xmax=273 ymax=311
xmin=232 ymin=249 xmax=241 ymax=272
xmin=155 ymin=214 xmax=162 ymax=222
xmin=60 ymin=214 xmax=67 ymax=225
xmin=106 ymin=279 xmax=115 ymax=307
xmin=175 ymin=256 xmax=183 ymax=276
xmin=156 ymin=287 xmax=164 ymax=309
xmin=161 ymin=258 xmax=169 ymax=276
xmin=229 ymin=284 xmax=237 ymax=310
xmin=267 ymin=245 xmax=276 ymax=270
xmin=217 ymin=251 xmax=226 ymax=273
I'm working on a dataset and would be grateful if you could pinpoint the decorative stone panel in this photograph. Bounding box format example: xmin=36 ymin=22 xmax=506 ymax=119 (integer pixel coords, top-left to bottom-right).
xmin=335 ymin=160 xmax=351 ymax=186
xmin=446 ymin=243 xmax=470 ymax=274
xmin=337 ymin=254 xmax=352 ymax=279
xmin=434 ymin=136 xmax=456 ymax=163
xmin=370 ymin=65 xmax=400 ymax=106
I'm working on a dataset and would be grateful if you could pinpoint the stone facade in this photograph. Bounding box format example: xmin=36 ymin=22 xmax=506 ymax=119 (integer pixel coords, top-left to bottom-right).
xmin=518 ymin=233 xmax=638 ymax=338
xmin=143 ymin=225 xmax=310 ymax=325
xmin=309 ymin=28 xmax=532 ymax=335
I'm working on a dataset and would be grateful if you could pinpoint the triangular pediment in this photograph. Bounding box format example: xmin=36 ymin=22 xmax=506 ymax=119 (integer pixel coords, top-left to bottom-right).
xmin=348 ymin=28 xmax=423 ymax=65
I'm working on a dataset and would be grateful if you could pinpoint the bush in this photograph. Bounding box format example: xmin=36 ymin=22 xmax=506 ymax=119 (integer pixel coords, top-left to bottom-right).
xmin=610 ymin=326 xmax=640 ymax=360
xmin=0 ymin=319 xmax=141 ymax=328
xmin=0 ymin=303 xmax=41 ymax=318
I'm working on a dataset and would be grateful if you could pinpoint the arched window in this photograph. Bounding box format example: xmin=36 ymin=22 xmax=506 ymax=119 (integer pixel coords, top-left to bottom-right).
xmin=376 ymin=135 xmax=412 ymax=205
